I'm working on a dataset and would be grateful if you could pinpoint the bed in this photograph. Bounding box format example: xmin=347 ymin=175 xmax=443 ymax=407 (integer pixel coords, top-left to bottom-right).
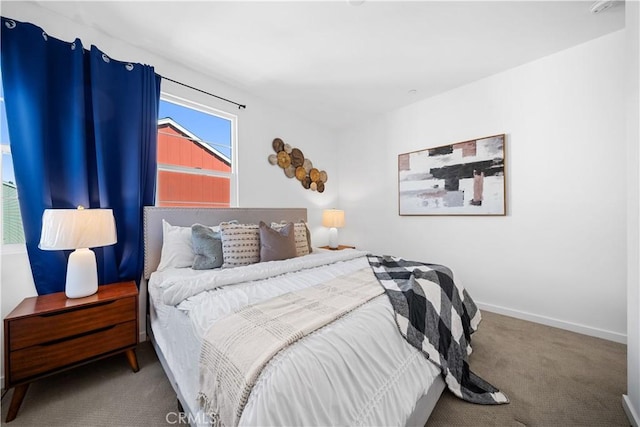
xmin=142 ymin=207 xmax=475 ymax=426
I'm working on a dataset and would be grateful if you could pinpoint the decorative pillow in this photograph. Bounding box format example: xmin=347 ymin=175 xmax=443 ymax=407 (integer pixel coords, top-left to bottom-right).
xmin=191 ymin=224 xmax=223 ymax=270
xmin=259 ymin=221 xmax=297 ymax=262
xmin=220 ymin=222 xmax=261 ymax=268
xmin=303 ymin=222 xmax=312 ymax=253
xmin=271 ymin=221 xmax=311 ymax=256
xmin=157 ymin=220 xmax=194 ymax=271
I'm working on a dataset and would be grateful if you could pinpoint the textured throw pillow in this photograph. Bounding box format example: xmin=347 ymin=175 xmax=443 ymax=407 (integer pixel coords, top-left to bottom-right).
xmin=157 ymin=220 xmax=195 ymax=271
xmin=303 ymin=222 xmax=312 ymax=253
xmin=259 ymin=221 xmax=297 ymax=262
xmin=220 ymin=222 xmax=261 ymax=268
xmin=191 ymin=224 xmax=223 ymax=270
xmin=271 ymin=221 xmax=311 ymax=256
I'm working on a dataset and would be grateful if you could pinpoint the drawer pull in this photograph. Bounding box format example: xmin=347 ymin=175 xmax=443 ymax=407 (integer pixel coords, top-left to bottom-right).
xmin=37 ymin=325 xmax=117 ymax=347
xmin=39 ymin=300 xmax=116 ymax=317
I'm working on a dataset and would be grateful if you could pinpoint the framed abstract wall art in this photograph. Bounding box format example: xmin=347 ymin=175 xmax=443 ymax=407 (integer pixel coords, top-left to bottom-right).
xmin=398 ymin=134 xmax=506 ymax=216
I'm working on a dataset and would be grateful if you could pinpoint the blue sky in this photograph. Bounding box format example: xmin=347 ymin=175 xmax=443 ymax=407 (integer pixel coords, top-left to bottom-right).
xmin=159 ymin=99 xmax=232 ymax=158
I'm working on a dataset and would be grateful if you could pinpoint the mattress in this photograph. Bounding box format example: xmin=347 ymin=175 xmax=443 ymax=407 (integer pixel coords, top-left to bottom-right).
xmin=148 ymin=249 xmax=444 ymax=426
xmin=148 ymin=281 xmax=206 ymax=425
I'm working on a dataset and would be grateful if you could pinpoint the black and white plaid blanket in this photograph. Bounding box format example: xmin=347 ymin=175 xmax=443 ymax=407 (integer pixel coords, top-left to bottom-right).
xmin=367 ymin=255 xmax=509 ymax=405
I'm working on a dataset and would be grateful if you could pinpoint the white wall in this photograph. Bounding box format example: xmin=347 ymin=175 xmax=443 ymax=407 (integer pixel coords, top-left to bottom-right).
xmin=0 ymin=2 xmax=339 ymax=386
xmin=624 ymin=0 xmax=640 ymax=424
xmin=1 ymin=1 xmax=634 ymax=403
xmin=337 ymin=30 xmax=628 ymax=342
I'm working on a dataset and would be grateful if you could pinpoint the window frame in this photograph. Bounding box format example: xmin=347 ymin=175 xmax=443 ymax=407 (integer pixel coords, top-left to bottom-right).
xmin=1 ymin=143 xmax=26 ymax=254
xmin=2 ymin=64 xmax=26 ymax=252
xmin=156 ymin=92 xmax=238 ymax=208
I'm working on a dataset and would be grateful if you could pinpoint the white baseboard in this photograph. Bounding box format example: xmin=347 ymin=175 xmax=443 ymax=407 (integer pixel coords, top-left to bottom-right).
xmin=476 ymin=301 xmax=627 ymax=344
xmin=139 ymin=330 xmax=147 ymax=343
xmin=623 ymin=394 xmax=640 ymax=427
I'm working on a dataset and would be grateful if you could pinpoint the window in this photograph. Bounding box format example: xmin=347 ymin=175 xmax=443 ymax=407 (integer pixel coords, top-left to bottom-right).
xmin=156 ymin=93 xmax=237 ymax=208
xmin=0 ymin=85 xmax=237 ymax=247
xmin=0 ymin=64 xmax=25 ymax=246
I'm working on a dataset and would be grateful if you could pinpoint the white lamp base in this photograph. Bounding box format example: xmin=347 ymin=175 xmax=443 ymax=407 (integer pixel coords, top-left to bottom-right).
xmin=65 ymin=248 xmax=98 ymax=298
xmin=328 ymin=227 xmax=339 ymax=249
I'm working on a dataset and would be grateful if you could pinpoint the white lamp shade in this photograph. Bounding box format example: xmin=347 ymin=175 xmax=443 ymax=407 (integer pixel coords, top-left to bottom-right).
xmin=39 ymin=208 xmax=117 ymax=250
xmin=322 ymin=209 xmax=345 ymax=228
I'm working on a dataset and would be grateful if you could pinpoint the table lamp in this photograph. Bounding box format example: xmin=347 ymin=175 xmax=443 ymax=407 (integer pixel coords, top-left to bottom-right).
xmin=322 ymin=209 xmax=345 ymax=249
xmin=39 ymin=206 xmax=117 ymax=298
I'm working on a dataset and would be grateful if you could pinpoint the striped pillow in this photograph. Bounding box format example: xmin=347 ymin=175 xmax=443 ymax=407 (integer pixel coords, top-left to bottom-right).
xmin=271 ymin=221 xmax=310 ymax=257
xmin=220 ymin=222 xmax=260 ymax=268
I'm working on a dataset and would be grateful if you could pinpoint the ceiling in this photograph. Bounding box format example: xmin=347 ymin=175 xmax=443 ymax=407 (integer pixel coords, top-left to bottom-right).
xmin=8 ymin=1 xmax=626 ymax=129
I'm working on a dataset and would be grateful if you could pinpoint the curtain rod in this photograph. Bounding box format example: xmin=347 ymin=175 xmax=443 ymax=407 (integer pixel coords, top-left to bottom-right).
xmin=160 ymin=75 xmax=247 ymax=110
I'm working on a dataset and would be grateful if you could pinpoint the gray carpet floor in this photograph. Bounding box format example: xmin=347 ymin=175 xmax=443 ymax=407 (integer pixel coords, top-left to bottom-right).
xmin=1 ymin=339 xmax=175 ymax=426
xmin=427 ymin=311 xmax=628 ymax=426
xmin=0 ymin=311 xmax=628 ymax=426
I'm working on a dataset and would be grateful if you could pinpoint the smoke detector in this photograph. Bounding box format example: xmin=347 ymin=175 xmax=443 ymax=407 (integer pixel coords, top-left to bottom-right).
xmin=590 ymin=0 xmax=615 ymax=14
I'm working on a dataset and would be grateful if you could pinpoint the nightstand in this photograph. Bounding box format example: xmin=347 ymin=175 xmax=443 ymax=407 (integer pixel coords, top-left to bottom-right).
xmin=3 ymin=281 xmax=139 ymax=422
xmin=319 ymin=245 xmax=356 ymax=250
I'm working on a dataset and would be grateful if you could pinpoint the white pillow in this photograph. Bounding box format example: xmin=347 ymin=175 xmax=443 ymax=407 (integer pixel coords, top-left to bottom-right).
xmin=157 ymin=220 xmax=221 ymax=271
xmin=157 ymin=220 xmax=194 ymax=271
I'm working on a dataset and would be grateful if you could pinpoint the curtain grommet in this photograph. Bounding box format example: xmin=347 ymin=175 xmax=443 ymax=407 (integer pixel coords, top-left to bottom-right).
xmin=125 ymin=63 xmax=134 ymax=71
xmin=102 ymin=53 xmax=110 ymax=63
xmin=42 ymin=32 xmax=48 ymax=41
xmin=5 ymin=20 xmax=16 ymax=29
xmin=71 ymin=42 xmax=76 ymax=50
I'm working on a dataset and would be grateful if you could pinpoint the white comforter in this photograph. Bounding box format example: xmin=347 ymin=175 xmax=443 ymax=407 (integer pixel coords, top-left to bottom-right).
xmin=149 ymin=249 xmax=441 ymax=426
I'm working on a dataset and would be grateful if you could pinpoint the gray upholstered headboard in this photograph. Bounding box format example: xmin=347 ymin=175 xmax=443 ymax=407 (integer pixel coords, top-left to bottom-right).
xmin=142 ymin=207 xmax=308 ymax=279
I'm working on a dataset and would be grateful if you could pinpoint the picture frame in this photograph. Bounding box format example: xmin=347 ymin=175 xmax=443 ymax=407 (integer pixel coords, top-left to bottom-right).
xmin=398 ymin=134 xmax=506 ymax=216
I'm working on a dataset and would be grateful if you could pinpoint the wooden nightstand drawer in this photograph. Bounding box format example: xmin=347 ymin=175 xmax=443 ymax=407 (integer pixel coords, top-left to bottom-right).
xmin=4 ymin=281 xmax=140 ymax=422
xmin=9 ymin=320 xmax=136 ymax=383
xmin=9 ymin=296 xmax=136 ymax=350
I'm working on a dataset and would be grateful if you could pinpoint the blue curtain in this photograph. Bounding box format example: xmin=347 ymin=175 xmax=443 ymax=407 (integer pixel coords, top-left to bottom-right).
xmin=1 ymin=17 xmax=160 ymax=294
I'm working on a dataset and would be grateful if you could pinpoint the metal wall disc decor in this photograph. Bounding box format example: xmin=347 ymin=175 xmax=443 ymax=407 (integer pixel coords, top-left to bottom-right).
xmin=268 ymin=137 xmax=328 ymax=193
xmin=295 ymin=166 xmax=307 ymax=180
xmin=303 ymin=159 xmax=313 ymax=173
xmin=290 ymin=148 xmax=304 ymax=167
xmin=277 ymin=151 xmax=291 ymax=168
xmin=272 ymin=138 xmax=284 ymax=152
xmin=284 ymin=165 xmax=296 ymax=178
